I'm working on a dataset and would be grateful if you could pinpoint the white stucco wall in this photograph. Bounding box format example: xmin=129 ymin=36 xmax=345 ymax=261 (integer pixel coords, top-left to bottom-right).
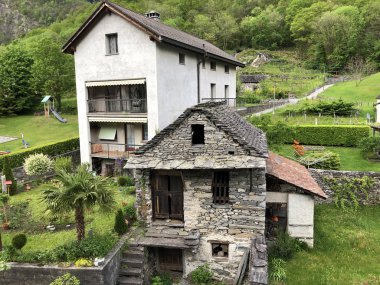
xmin=199 ymin=60 xmax=237 ymax=104
xmin=73 ymin=13 xmax=158 ymax=163
xmin=376 ymin=99 xmax=380 ymax=123
xmin=287 ymin=193 xmax=314 ymax=247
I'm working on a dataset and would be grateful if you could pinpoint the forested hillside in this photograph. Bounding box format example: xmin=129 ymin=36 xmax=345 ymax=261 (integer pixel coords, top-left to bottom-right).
xmin=0 ymin=0 xmax=90 ymax=44
xmin=0 ymin=0 xmax=378 ymax=115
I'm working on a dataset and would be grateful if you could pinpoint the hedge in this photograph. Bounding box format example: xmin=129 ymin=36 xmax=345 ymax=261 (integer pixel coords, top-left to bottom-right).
xmin=0 ymin=137 xmax=79 ymax=169
xmin=288 ymin=125 xmax=370 ymax=147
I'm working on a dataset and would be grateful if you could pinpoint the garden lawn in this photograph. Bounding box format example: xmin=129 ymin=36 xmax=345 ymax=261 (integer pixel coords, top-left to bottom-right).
xmin=283 ymin=204 xmax=380 ymax=285
xmin=0 ymin=114 xmax=78 ymax=153
xmin=1 ymin=183 xmax=135 ymax=253
xmin=274 ymin=145 xmax=380 ymax=172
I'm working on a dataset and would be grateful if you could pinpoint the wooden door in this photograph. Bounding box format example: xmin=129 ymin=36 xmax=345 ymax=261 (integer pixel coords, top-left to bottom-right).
xmin=158 ymin=248 xmax=183 ymax=272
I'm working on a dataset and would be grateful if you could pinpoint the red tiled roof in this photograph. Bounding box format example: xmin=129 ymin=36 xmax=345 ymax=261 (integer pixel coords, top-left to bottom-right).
xmin=266 ymin=152 xmax=327 ymax=199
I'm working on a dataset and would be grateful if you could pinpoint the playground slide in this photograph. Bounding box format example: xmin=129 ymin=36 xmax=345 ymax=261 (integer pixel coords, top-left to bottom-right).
xmin=50 ymin=108 xmax=67 ymax=123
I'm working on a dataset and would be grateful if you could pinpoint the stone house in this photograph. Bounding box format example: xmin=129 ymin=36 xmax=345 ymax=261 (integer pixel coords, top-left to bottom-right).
xmin=125 ymin=101 xmax=326 ymax=284
xmin=62 ymin=0 xmax=243 ymax=176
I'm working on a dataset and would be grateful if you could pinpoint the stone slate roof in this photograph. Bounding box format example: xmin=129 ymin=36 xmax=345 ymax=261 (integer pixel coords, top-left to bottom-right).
xmin=136 ymin=101 xmax=268 ymax=158
xmin=240 ymin=74 xmax=268 ymax=83
xmin=62 ymin=1 xmax=244 ymax=67
xmin=266 ymin=152 xmax=327 ymax=199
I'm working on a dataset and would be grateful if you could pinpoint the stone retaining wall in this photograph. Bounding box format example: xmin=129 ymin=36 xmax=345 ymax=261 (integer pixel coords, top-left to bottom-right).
xmin=236 ymin=101 xmax=288 ymax=117
xmin=309 ymin=169 xmax=380 ymax=205
xmin=0 ymin=235 xmax=126 ymax=285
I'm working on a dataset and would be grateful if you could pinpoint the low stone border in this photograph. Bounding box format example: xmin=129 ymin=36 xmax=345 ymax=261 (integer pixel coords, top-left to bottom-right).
xmin=0 ymin=235 xmax=127 ymax=285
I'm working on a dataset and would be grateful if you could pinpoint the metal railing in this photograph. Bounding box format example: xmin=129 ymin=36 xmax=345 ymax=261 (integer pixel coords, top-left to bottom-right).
xmin=88 ymin=98 xmax=147 ymax=113
xmin=90 ymin=142 xmax=143 ymax=159
xmin=201 ymin=98 xmax=237 ymax=107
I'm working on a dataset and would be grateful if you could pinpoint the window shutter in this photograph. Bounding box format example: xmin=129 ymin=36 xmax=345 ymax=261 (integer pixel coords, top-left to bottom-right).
xmin=154 ymin=175 xmax=169 ymax=219
xmin=169 ymin=176 xmax=183 ymax=220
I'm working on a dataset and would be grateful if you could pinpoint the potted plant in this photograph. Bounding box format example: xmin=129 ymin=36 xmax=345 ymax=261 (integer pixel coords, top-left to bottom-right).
xmin=0 ymin=194 xmax=9 ymax=230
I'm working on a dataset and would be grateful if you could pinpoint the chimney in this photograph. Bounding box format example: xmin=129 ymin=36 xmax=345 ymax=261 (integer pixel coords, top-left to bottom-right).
xmin=145 ymin=11 xmax=160 ymax=21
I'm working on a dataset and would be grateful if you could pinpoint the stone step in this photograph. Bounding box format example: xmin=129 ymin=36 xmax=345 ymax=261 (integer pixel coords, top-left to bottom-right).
xmin=119 ymin=267 xmax=142 ymax=277
xmin=118 ymin=276 xmax=143 ymax=285
xmin=121 ymin=257 xmax=144 ymax=268
xmin=123 ymin=250 xmax=144 ymax=259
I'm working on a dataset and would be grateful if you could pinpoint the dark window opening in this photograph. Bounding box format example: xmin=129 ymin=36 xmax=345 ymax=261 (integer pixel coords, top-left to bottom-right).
xmin=158 ymin=248 xmax=183 ymax=272
xmin=153 ymin=173 xmax=184 ymax=220
xmin=202 ymin=59 xmax=206 ymax=69
xmin=212 ymin=171 xmax=229 ymax=204
xmin=225 ymin=65 xmax=230 ymax=73
xmin=106 ymin=33 xmax=118 ymax=55
xmin=191 ymin=124 xmax=204 ymax=145
xmin=142 ymin=123 xmax=148 ymax=141
xmin=179 ymin=53 xmax=185 ymax=65
xmin=265 ymin=203 xmax=287 ymax=239
xmin=210 ymin=83 xmax=216 ymax=98
xmin=210 ymin=61 xmax=216 ymax=70
xmin=212 ymin=243 xmax=229 ymax=258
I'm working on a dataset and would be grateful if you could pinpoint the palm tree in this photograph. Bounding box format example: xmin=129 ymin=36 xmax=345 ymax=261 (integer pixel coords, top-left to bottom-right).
xmin=42 ymin=164 xmax=116 ymax=241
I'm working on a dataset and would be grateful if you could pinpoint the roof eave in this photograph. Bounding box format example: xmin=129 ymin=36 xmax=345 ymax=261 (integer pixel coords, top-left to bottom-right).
xmin=160 ymin=36 xmax=245 ymax=67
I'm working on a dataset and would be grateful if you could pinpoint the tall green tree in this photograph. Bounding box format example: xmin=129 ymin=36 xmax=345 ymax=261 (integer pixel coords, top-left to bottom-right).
xmin=42 ymin=164 xmax=116 ymax=241
xmin=0 ymin=46 xmax=37 ymax=115
xmin=31 ymin=34 xmax=75 ymax=111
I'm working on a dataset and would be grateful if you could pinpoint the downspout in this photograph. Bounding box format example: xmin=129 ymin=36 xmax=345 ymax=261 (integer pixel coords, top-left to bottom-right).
xmin=197 ymin=44 xmax=207 ymax=104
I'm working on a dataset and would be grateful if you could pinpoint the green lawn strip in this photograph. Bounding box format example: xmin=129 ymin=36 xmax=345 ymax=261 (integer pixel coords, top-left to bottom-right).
xmin=274 ymin=145 xmax=380 ymax=172
xmin=2 ymin=183 xmax=135 ymax=254
xmin=0 ymin=114 xmax=78 ymax=153
xmin=284 ymin=205 xmax=380 ymax=285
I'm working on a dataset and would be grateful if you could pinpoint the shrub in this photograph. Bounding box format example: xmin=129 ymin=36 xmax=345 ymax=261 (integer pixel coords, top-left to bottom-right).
xmin=126 ymin=186 xmax=136 ymax=195
xmin=296 ymin=99 xmax=356 ymax=116
xmin=151 ymin=273 xmax=172 ymax=285
xmin=24 ymin=153 xmax=53 ymax=177
xmin=268 ymin=232 xmax=307 ymax=260
xmin=359 ymin=137 xmax=380 ymax=158
xmin=50 ymin=273 xmax=80 ymax=285
xmin=292 ymin=125 xmax=370 ymax=147
xmin=191 ymin=264 xmax=213 ymax=285
xmin=114 ymin=209 xmax=128 ymax=235
xmin=117 ymin=176 xmax=128 ymax=187
xmin=54 ymin=156 xmax=73 ymax=174
xmin=300 ymin=151 xmax=341 ymax=170
xmin=238 ymin=89 xmax=262 ymax=105
xmin=2 ymin=157 xmax=17 ymax=195
xmin=74 ymin=258 xmax=93 ymax=267
xmin=270 ymin=258 xmax=286 ymax=283
xmin=0 ymin=137 xmax=79 ymax=169
xmin=124 ymin=204 xmax=137 ymax=223
xmin=12 ymin=234 xmax=27 ymax=250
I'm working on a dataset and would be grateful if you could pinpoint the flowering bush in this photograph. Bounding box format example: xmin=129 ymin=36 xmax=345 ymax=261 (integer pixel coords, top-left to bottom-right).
xmin=23 ymin=153 xmax=53 ymax=177
xmin=74 ymin=258 xmax=93 ymax=267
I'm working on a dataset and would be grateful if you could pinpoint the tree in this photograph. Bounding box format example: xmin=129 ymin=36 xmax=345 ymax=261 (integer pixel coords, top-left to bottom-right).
xmin=23 ymin=153 xmax=54 ymax=178
xmin=31 ymin=34 xmax=75 ymax=111
xmin=114 ymin=208 xmax=128 ymax=235
xmin=2 ymin=157 xmax=17 ymax=196
xmin=0 ymin=46 xmax=37 ymax=115
xmin=346 ymin=56 xmax=376 ymax=86
xmin=42 ymin=164 xmax=116 ymax=241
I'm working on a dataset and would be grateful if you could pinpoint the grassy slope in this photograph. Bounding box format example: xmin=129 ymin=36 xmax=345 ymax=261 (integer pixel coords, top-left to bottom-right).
xmin=2 ymin=184 xmax=135 ymax=252
xmin=0 ymin=114 xmax=78 ymax=153
xmin=274 ymin=145 xmax=380 ymax=172
xmin=285 ymin=204 xmax=380 ymax=285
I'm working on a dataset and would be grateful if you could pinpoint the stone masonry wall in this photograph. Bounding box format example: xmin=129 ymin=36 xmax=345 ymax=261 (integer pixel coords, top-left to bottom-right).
xmin=309 ymin=169 xmax=380 ymax=205
xmin=142 ymin=112 xmax=248 ymax=161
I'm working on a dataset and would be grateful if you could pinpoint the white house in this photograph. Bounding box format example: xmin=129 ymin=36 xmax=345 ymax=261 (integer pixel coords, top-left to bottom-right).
xmin=62 ymin=0 xmax=244 ymax=175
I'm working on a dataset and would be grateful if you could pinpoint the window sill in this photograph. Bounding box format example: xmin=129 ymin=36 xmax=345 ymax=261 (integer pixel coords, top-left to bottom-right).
xmin=212 ymin=257 xmax=229 ymax=262
xmin=105 ymin=53 xmax=119 ymax=56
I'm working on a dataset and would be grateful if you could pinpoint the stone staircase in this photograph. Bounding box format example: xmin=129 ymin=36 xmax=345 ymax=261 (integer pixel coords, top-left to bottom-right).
xmin=117 ymin=243 xmax=145 ymax=285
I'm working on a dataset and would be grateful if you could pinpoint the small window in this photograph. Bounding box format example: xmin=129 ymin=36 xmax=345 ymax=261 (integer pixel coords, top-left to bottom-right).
xmin=212 ymin=171 xmax=229 ymax=204
xmin=179 ymin=53 xmax=185 ymax=65
xmin=99 ymin=127 xmax=117 ymax=141
xmin=142 ymin=123 xmax=148 ymax=141
xmin=224 ymin=85 xmax=229 ymax=99
xmin=106 ymin=33 xmax=118 ymax=55
xmin=212 ymin=242 xmax=229 ymax=258
xmin=225 ymin=65 xmax=229 ymax=73
xmin=202 ymin=59 xmax=206 ymax=69
xmin=210 ymin=61 xmax=216 ymax=70
xmin=191 ymin=124 xmax=204 ymax=145
xmin=210 ymin=83 xmax=216 ymax=99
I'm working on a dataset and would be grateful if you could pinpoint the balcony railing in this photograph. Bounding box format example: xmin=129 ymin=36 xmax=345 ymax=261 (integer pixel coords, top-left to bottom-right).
xmin=90 ymin=142 xmax=143 ymax=159
xmin=88 ymin=98 xmax=147 ymax=113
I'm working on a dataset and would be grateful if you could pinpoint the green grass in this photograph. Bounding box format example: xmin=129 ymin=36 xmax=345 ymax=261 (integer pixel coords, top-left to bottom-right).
xmin=283 ymin=204 xmax=380 ymax=285
xmin=0 ymin=114 xmax=78 ymax=153
xmin=274 ymin=144 xmax=380 ymax=172
xmin=1 ymin=183 xmax=135 ymax=253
